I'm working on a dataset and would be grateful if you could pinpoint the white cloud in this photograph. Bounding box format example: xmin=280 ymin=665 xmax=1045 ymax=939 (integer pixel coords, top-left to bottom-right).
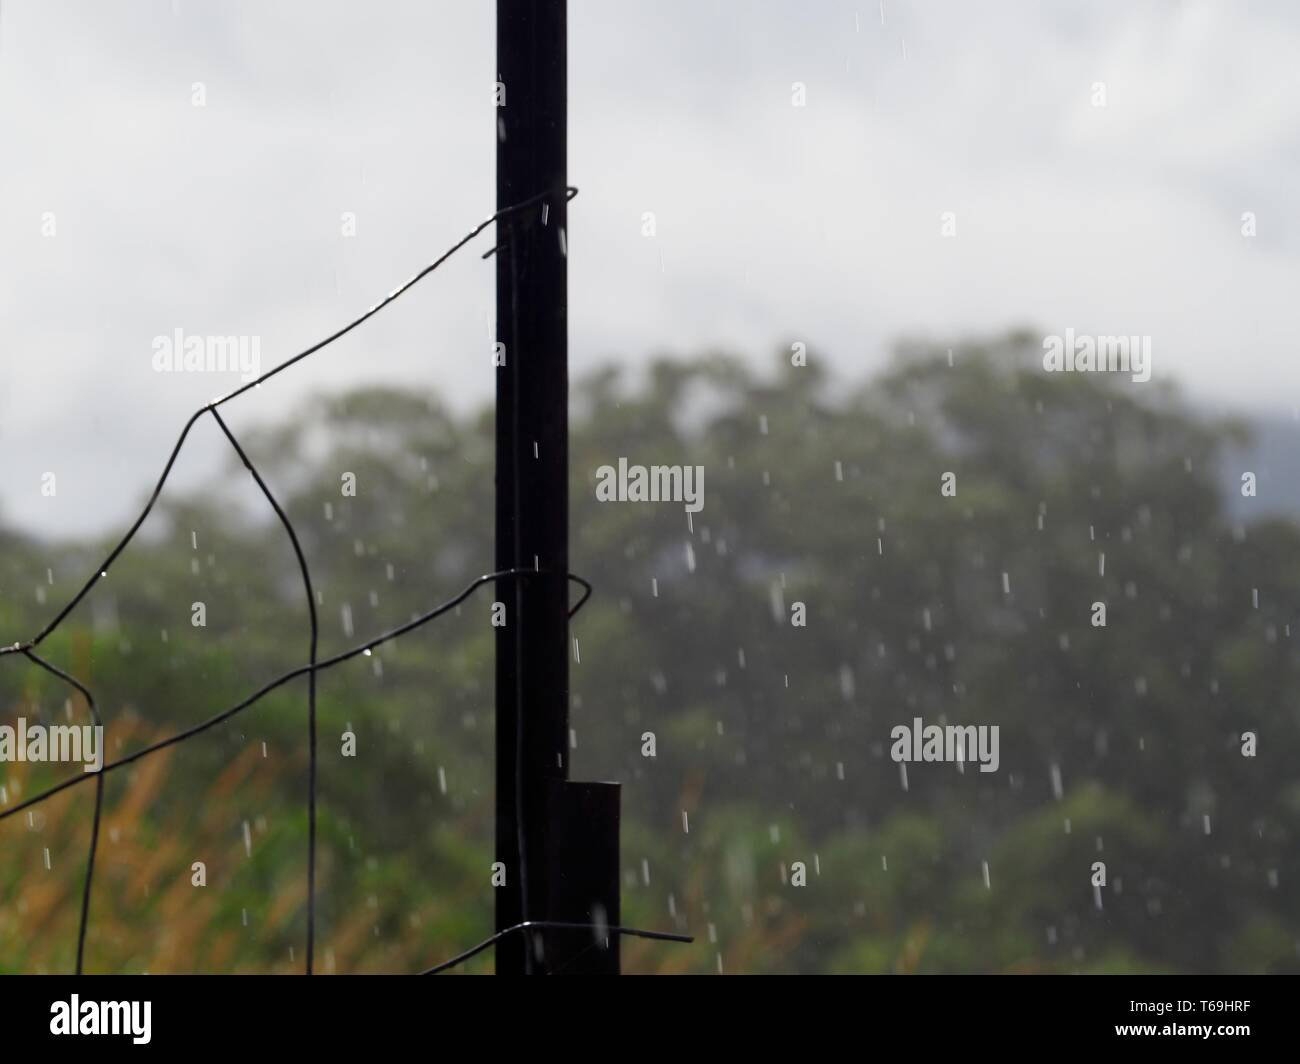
xmin=2 ymin=0 xmax=1298 ymax=534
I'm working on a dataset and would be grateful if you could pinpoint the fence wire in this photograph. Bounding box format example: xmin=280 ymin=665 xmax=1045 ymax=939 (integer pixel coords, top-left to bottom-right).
xmin=0 ymin=187 xmax=689 ymax=974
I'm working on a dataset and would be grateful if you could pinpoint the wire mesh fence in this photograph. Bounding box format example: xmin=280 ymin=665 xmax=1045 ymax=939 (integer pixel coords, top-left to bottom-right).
xmin=0 ymin=187 xmax=689 ymax=974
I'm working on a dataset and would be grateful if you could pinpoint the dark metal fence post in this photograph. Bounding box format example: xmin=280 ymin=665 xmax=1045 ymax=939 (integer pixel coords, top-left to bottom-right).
xmin=495 ymin=0 xmax=620 ymax=975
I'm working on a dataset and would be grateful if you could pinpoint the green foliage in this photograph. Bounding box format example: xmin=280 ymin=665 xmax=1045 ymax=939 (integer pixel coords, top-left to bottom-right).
xmin=1 ymin=334 xmax=1296 ymax=973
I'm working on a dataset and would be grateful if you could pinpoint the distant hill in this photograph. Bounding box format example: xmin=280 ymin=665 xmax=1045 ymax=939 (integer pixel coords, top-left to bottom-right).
xmin=1221 ymin=409 xmax=1300 ymax=519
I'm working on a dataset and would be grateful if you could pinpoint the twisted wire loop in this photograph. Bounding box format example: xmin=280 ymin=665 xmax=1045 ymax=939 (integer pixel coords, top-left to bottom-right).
xmin=0 ymin=183 xmax=689 ymax=974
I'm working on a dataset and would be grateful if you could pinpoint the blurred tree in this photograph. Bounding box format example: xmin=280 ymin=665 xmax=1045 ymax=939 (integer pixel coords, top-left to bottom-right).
xmin=1 ymin=332 xmax=1296 ymax=973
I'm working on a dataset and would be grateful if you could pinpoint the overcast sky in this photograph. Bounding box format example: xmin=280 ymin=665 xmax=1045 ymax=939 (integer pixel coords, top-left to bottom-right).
xmin=2 ymin=0 xmax=1298 ymax=537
